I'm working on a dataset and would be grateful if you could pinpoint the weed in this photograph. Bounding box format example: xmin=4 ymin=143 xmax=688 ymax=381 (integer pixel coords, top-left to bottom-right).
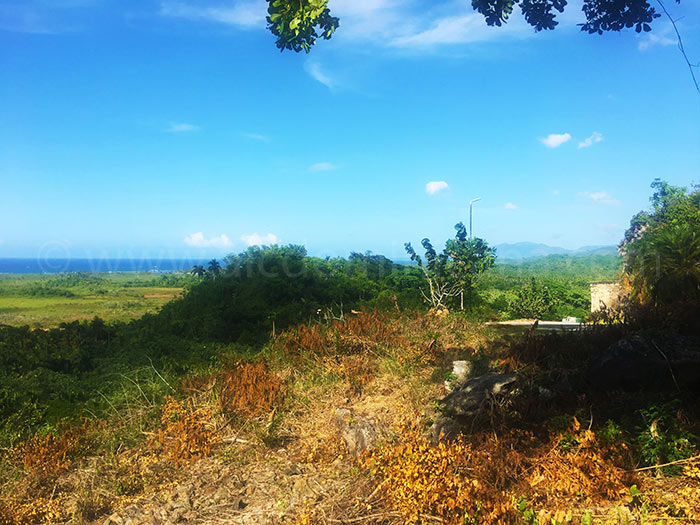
xmin=74 ymin=489 xmax=112 ymax=522
xmin=153 ymin=396 xmax=216 ymax=464
xmin=516 ymin=497 xmax=538 ymax=524
xmin=636 ymin=401 xmax=697 ymax=474
xmin=217 ymin=361 xmax=284 ymax=417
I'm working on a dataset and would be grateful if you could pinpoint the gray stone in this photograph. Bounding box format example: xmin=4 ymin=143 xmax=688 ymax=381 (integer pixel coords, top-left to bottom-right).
xmin=335 ymin=409 xmax=384 ymax=458
xmin=439 ymin=372 xmax=516 ymax=417
xmin=444 ymin=360 xmax=473 ymax=393
xmin=429 ymin=416 xmax=462 ymax=443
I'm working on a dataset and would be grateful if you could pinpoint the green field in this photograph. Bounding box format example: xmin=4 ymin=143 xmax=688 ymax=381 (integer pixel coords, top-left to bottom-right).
xmin=0 ymin=272 xmax=190 ymax=328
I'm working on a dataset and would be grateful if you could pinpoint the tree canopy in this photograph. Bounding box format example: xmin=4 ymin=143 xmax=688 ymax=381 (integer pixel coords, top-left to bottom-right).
xmin=266 ymin=0 xmax=678 ymax=53
xmin=405 ymin=222 xmax=496 ymax=310
xmin=621 ymin=179 xmax=700 ymax=307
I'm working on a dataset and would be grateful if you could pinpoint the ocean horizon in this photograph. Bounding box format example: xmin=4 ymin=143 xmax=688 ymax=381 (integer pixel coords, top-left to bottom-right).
xmin=0 ymin=258 xmax=212 ymax=274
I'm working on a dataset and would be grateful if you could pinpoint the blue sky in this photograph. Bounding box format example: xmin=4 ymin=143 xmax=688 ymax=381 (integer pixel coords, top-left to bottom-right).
xmin=1 ymin=0 xmax=699 ymax=261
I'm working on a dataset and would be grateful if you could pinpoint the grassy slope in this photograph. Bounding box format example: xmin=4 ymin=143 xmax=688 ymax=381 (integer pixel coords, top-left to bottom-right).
xmin=1 ymin=312 xmax=698 ymax=525
xmin=2 ymin=256 xmax=698 ymax=524
xmin=0 ymin=273 xmax=185 ymax=328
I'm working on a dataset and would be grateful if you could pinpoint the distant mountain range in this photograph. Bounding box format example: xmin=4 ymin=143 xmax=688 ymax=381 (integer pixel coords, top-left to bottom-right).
xmin=494 ymin=242 xmax=618 ymax=261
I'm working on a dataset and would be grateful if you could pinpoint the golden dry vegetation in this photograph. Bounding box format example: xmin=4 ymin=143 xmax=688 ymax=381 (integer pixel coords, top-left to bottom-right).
xmin=1 ymin=311 xmax=699 ymax=525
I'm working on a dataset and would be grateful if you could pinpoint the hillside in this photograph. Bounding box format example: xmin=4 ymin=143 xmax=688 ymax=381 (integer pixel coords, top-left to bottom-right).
xmin=494 ymin=243 xmax=618 ymax=261
xmin=2 ymin=310 xmax=699 ymax=524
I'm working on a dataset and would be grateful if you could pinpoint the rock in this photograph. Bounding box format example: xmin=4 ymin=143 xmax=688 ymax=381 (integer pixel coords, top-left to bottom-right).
xmin=439 ymin=372 xmax=516 ymax=417
xmin=104 ymin=514 xmax=124 ymax=525
xmin=429 ymin=416 xmax=462 ymax=443
xmin=335 ymin=409 xmax=384 ymax=458
xmin=291 ymin=477 xmax=316 ymax=503
xmin=587 ymin=335 xmax=700 ymax=392
xmin=445 ymin=360 xmax=472 ymax=393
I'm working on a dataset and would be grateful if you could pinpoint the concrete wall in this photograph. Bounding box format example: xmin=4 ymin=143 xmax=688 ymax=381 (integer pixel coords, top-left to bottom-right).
xmin=590 ymin=281 xmax=623 ymax=313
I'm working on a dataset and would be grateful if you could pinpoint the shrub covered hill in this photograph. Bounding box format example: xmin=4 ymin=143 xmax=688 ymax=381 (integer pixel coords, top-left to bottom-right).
xmin=0 ymin=248 xmax=426 ymax=445
xmin=1 ymin=180 xmax=699 ymax=524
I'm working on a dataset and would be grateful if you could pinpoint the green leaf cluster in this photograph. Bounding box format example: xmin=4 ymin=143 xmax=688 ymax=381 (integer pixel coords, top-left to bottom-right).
xmin=622 ymin=179 xmax=700 ymax=306
xmin=266 ymin=0 xmax=339 ymax=53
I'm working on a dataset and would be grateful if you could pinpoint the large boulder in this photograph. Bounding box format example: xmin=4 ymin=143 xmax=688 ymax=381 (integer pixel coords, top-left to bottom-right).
xmin=587 ymin=335 xmax=700 ymax=392
xmin=438 ymin=372 xmax=516 ymax=418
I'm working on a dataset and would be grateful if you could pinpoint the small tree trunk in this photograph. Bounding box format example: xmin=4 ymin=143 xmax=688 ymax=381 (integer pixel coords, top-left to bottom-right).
xmin=460 ymin=291 xmax=464 ymax=310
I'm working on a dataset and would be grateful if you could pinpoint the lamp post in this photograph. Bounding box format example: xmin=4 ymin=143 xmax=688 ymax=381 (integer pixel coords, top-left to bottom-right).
xmin=469 ymin=197 xmax=481 ymax=238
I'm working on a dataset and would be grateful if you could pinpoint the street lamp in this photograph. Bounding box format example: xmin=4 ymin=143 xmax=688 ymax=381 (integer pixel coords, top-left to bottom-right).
xmin=469 ymin=198 xmax=481 ymax=239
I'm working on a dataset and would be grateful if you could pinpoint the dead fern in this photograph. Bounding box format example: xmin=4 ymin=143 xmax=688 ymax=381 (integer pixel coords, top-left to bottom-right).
xmin=153 ymin=396 xmax=216 ymax=464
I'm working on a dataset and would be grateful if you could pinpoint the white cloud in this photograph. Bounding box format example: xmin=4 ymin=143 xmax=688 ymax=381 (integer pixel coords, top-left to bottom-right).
xmin=159 ymin=1 xmax=266 ymax=28
xmin=166 ymin=122 xmax=200 ymax=133
xmin=638 ymin=32 xmax=675 ymax=51
xmin=539 ymin=133 xmax=572 ymax=148
xmin=241 ymin=132 xmax=269 ymax=142
xmin=309 ymin=162 xmax=337 ymax=172
xmin=241 ymin=232 xmax=279 ymax=246
xmin=504 ymin=202 xmax=518 ymax=210
xmin=578 ymin=131 xmax=604 ymax=149
xmin=579 ymin=191 xmax=620 ymax=205
xmin=425 ymin=181 xmax=449 ymax=195
xmin=304 ymin=61 xmax=334 ymax=89
xmin=329 ymin=0 xmax=391 ymax=17
xmin=156 ymin=1 xmax=536 ymax=53
xmin=391 ymin=13 xmax=525 ymax=48
xmin=184 ymin=232 xmax=233 ymax=248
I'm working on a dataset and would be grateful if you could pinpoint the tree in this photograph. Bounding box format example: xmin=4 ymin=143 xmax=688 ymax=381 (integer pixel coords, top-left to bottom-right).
xmin=621 ymin=179 xmax=700 ymax=306
xmin=444 ymin=223 xmax=497 ymax=310
xmin=405 ymin=222 xmax=496 ymax=310
xmin=191 ymin=265 xmax=206 ymax=278
xmin=207 ymin=259 xmax=222 ymax=277
xmin=265 ymin=0 xmax=678 ymax=53
xmin=509 ymin=278 xmax=557 ymax=319
xmin=405 ymin=238 xmax=458 ymax=310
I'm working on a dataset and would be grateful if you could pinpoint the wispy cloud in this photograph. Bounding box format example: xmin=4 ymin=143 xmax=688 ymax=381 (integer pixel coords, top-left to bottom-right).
xmin=391 ymin=13 xmax=525 ymax=48
xmin=504 ymin=202 xmax=518 ymax=210
xmin=155 ymin=1 xmax=537 ymax=54
xmin=159 ymin=0 xmax=266 ymax=28
xmin=579 ymin=191 xmax=620 ymax=205
xmin=166 ymin=122 xmax=200 ymax=133
xmin=578 ymin=131 xmax=604 ymax=149
xmin=304 ymin=60 xmax=335 ymax=89
xmin=241 ymin=232 xmax=279 ymax=246
xmin=329 ymin=0 xmax=391 ymax=17
xmin=552 ymin=189 xmax=560 ymax=195
xmin=184 ymin=232 xmax=233 ymax=248
xmin=241 ymin=132 xmax=269 ymax=142
xmin=328 ymin=0 xmax=531 ymax=50
xmin=425 ymin=181 xmax=449 ymax=195
xmin=309 ymin=162 xmax=337 ymax=172
xmin=638 ymin=31 xmax=676 ymax=51
xmin=540 ymin=133 xmax=571 ymax=148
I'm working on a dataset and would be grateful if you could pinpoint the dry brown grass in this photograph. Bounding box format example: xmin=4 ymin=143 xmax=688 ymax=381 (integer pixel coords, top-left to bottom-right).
xmin=362 ymin=417 xmax=638 ymax=525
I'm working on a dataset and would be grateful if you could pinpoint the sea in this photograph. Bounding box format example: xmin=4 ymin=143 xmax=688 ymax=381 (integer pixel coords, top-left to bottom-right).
xmin=0 ymin=258 xmax=211 ymax=274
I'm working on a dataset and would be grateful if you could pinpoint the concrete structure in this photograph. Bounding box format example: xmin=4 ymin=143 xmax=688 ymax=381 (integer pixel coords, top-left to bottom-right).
xmin=590 ymin=281 xmax=624 ymax=313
